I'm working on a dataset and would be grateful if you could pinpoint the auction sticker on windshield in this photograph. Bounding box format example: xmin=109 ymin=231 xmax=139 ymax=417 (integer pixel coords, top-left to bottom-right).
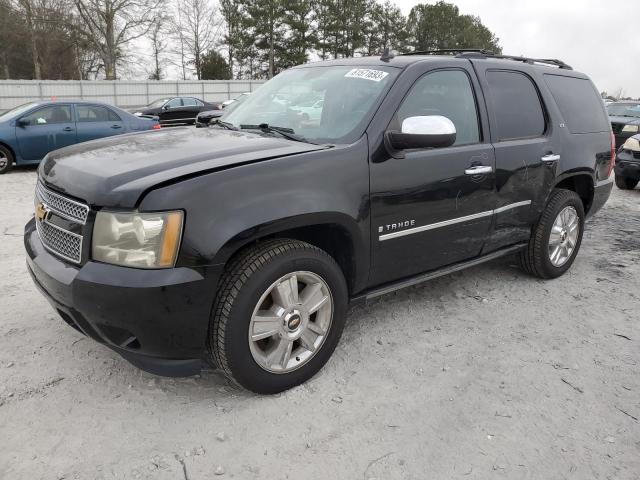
xmin=344 ymin=69 xmax=389 ymax=82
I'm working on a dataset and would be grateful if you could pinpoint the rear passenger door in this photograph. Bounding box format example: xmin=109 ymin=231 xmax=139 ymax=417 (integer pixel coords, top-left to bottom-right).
xmin=471 ymin=62 xmax=559 ymax=251
xmin=75 ymin=104 xmax=125 ymax=143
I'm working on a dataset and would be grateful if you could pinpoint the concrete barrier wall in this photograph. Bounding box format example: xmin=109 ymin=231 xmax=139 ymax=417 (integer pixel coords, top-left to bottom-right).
xmin=0 ymin=80 xmax=265 ymax=111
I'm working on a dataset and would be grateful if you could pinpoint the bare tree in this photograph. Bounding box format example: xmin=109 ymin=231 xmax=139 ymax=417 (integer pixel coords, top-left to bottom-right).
xmin=612 ymin=87 xmax=626 ymax=101
xmin=147 ymin=13 xmax=167 ymax=79
xmin=170 ymin=0 xmax=221 ymax=80
xmin=16 ymin=0 xmax=42 ymax=78
xmin=74 ymin=0 xmax=161 ymax=80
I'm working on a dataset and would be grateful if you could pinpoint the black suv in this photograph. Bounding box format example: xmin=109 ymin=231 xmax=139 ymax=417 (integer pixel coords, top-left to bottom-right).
xmin=25 ymin=52 xmax=614 ymax=393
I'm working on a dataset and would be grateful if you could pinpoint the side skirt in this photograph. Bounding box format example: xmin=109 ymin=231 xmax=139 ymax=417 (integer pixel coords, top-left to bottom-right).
xmin=351 ymin=243 xmax=527 ymax=304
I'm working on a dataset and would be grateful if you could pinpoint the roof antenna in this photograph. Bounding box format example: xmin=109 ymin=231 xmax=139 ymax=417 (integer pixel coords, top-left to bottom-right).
xmin=380 ymin=46 xmax=395 ymax=62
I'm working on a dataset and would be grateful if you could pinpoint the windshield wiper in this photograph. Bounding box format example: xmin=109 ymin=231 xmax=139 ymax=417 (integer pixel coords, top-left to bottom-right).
xmin=239 ymin=123 xmax=315 ymax=144
xmin=210 ymin=119 xmax=239 ymax=130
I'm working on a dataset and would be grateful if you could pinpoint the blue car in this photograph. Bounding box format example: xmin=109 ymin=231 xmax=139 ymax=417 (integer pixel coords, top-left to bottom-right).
xmin=0 ymin=101 xmax=160 ymax=174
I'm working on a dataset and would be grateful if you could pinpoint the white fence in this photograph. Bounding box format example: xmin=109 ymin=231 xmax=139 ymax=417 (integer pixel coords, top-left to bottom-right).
xmin=0 ymin=80 xmax=265 ymax=111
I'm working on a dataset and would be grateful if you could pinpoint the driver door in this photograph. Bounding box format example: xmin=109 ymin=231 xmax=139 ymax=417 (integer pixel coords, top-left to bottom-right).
xmin=159 ymin=98 xmax=184 ymax=124
xmin=369 ymin=68 xmax=496 ymax=285
xmin=15 ymin=104 xmax=76 ymax=161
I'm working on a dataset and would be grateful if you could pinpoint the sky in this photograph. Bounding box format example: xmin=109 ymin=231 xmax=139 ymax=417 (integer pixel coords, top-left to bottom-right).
xmin=395 ymin=0 xmax=640 ymax=98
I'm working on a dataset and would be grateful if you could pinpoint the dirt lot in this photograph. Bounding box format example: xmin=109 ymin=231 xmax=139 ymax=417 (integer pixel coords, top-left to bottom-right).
xmin=0 ymin=167 xmax=638 ymax=480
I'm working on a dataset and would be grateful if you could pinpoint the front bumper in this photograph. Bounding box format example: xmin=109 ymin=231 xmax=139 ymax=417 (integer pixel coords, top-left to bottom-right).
xmin=24 ymin=218 xmax=221 ymax=376
xmin=615 ymin=150 xmax=640 ymax=178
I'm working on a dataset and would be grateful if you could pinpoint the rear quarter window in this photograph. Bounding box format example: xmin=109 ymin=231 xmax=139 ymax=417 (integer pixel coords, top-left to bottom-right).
xmin=543 ymin=74 xmax=609 ymax=134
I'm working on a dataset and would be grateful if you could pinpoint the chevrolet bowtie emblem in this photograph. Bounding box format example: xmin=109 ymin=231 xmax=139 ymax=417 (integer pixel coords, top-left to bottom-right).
xmin=35 ymin=201 xmax=47 ymax=221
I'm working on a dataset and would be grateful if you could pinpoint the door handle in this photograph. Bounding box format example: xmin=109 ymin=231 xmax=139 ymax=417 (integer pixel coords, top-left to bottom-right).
xmin=465 ymin=165 xmax=493 ymax=175
xmin=110 ymin=124 xmax=122 ymax=129
xmin=541 ymin=154 xmax=560 ymax=162
xmin=62 ymin=126 xmax=73 ymax=132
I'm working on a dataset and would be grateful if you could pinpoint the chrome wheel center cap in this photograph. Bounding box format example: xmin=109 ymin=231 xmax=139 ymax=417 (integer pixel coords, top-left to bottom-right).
xmin=285 ymin=311 xmax=302 ymax=331
xmin=560 ymin=230 xmax=567 ymax=243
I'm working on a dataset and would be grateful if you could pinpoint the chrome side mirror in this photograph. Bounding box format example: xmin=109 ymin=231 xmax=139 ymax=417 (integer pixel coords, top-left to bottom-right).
xmin=386 ymin=115 xmax=457 ymax=152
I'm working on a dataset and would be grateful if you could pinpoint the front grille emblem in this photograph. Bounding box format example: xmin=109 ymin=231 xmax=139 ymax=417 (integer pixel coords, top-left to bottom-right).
xmin=35 ymin=201 xmax=48 ymax=222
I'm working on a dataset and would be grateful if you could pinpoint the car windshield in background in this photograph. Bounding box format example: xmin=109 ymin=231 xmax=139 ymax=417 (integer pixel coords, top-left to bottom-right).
xmin=0 ymin=102 xmax=39 ymax=122
xmin=148 ymin=98 xmax=170 ymax=108
xmin=223 ymin=65 xmax=399 ymax=144
xmin=607 ymin=103 xmax=640 ymax=118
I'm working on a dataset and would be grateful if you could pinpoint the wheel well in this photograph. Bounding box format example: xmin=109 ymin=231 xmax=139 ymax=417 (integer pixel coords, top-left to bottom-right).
xmin=231 ymin=224 xmax=357 ymax=295
xmin=0 ymin=141 xmax=16 ymax=161
xmin=554 ymin=175 xmax=594 ymax=213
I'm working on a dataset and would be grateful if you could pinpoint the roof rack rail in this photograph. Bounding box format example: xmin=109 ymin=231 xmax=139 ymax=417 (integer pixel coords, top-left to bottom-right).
xmin=400 ymin=49 xmax=573 ymax=70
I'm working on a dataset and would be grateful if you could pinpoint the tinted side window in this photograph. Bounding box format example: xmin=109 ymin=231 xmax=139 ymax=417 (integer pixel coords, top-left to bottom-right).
xmin=486 ymin=71 xmax=545 ymax=141
xmin=22 ymin=105 xmax=72 ymax=125
xmin=77 ymin=105 xmax=121 ymax=122
xmin=183 ymin=98 xmax=198 ymax=107
xmin=544 ymin=74 xmax=609 ymax=134
xmin=396 ymin=70 xmax=480 ymax=145
xmin=166 ymin=98 xmax=182 ymax=108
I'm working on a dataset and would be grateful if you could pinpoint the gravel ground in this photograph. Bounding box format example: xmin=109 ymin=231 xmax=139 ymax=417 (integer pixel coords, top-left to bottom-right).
xmin=0 ymin=167 xmax=638 ymax=480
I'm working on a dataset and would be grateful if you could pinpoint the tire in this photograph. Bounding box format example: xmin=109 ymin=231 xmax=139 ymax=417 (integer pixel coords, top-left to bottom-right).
xmin=615 ymin=174 xmax=638 ymax=190
xmin=518 ymin=189 xmax=585 ymax=279
xmin=209 ymin=239 xmax=348 ymax=394
xmin=0 ymin=145 xmax=14 ymax=174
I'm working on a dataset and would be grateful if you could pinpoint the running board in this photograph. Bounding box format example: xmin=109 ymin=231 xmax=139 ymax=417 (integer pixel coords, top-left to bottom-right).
xmin=352 ymin=243 xmax=527 ymax=303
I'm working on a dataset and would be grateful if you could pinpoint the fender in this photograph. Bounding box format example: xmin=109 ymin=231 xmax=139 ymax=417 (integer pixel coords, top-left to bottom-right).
xmin=139 ymin=139 xmax=372 ymax=293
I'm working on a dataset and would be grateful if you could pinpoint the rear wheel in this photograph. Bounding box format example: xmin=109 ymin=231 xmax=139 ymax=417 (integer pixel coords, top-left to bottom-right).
xmin=0 ymin=145 xmax=14 ymax=174
xmin=209 ymin=239 xmax=348 ymax=393
xmin=518 ymin=189 xmax=585 ymax=279
xmin=615 ymin=174 xmax=638 ymax=190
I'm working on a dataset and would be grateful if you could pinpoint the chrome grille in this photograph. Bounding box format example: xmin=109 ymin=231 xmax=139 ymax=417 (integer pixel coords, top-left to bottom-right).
xmin=35 ymin=218 xmax=83 ymax=263
xmin=34 ymin=182 xmax=88 ymax=264
xmin=36 ymin=182 xmax=89 ymax=224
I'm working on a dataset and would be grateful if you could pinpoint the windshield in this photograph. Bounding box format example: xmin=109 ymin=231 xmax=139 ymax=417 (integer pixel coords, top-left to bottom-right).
xmin=223 ymin=65 xmax=399 ymax=144
xmin=607 ymin=103 xmax=640 ymax=118
xmin=0 ymin=102 xmax=39 ymax=122
xmin=148 ymin=98 xmax=170 ymax=108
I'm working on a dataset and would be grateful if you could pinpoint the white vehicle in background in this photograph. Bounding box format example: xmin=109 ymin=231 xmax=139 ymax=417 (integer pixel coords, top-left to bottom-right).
xmin=222 ymin=92 xmax=251 ymax=109
xmin=291 ymin=98 xmax=324 ymax=123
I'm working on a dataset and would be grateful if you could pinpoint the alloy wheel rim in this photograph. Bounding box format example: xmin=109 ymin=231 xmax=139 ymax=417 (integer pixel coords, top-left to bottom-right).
xmin=548 ymin=206 xmax=580 ymax=267
xmin=0 ymin=153 xmax=7 ymax=169
xmin=248 ymin=271 xmax=333 ymax=374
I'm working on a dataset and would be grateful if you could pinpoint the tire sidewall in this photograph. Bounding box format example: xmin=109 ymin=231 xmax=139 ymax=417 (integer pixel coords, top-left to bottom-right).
xmin=0 ymin=146 xmax=13 ymax=174
xmin=221 ymin=249 xmax=348 ymax=393
xmin=539 ymin=192 xmax=585 ymax=278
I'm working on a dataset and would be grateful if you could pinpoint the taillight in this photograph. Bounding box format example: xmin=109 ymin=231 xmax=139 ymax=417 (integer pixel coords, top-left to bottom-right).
xmin=608 ymin=132 xmax=615 ymax=177
xmin=152 ymin=123 xmax=161 ymax=130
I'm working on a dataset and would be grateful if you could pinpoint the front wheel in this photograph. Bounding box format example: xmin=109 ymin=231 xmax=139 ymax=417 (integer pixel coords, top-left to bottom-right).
xmin=615 ymin=174 xmax=639 ymax=190
xmin=518 ymin=189 xmax=585 ymax=279
xmin=209 ymin=239 xmax=348 ymax=393
xmin=0 ymin=145 xmax=14 ymax=174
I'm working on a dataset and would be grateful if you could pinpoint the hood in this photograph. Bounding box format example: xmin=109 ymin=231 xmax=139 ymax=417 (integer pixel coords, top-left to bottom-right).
xmin=609 ymin=115 xmax=640 ymax=125
xmin=39 ymin=127 xmax=329 ymax=208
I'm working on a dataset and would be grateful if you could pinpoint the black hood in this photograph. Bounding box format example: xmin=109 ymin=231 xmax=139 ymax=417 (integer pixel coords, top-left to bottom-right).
xmin=39 ymin=127 xmax=329 ymax=208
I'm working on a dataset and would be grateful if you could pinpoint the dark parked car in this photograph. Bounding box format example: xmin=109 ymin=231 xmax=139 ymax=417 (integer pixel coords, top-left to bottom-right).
xmin=0 ymin=101 xmax=160 ymax=174
xmin=614 ymin=133 xmax=640 ymax=189
xmin=26 ymin=51 xmax=613 ymax=393
xmin=132 ymin=97 xmax=222 ymax=126
xmin=607 ymin=101 xmax=640 ymax=148
xmin=195 ymin=93 xmax=250 ymax=127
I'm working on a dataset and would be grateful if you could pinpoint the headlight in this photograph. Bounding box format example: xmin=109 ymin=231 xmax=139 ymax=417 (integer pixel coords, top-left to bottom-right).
xmin=133 ymin=112 xmax=142 ymax=116
xmin=92 ymin=211 xmax=183 ymax=268
xmin=622 ymin=137 xmax=640 ymax=152
xmin=621 ymin=124 xmax=639 ymax=133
